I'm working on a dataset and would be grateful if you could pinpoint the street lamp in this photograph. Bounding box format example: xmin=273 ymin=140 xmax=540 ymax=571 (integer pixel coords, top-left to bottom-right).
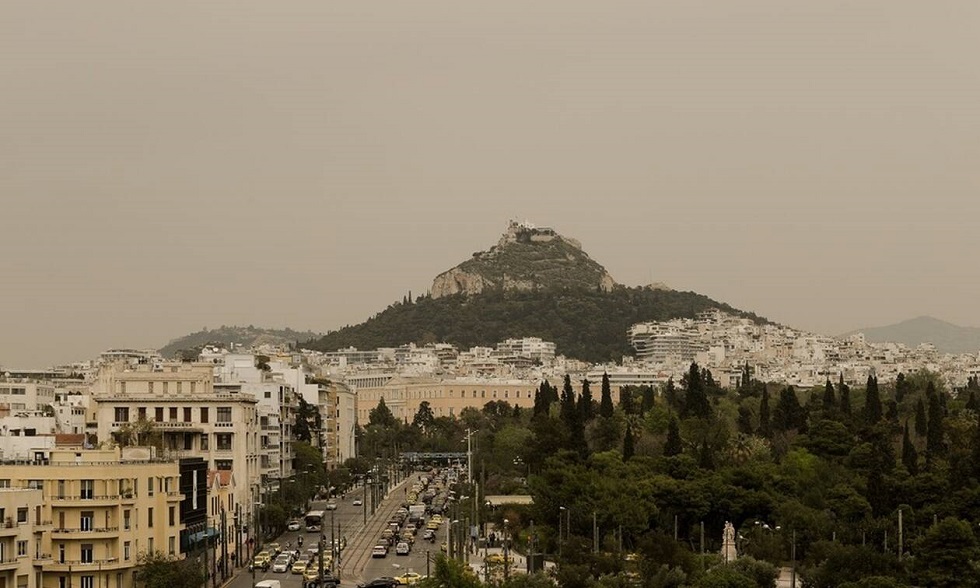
xmin=559 ymin=506 xmax=567 ymax=560
xmin=503 ymin=518 xmax=510 ymax=582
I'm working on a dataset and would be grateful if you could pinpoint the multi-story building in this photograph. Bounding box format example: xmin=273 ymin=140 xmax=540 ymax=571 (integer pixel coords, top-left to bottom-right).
xmin=91 ymin=363 xmax=259 ymax=530
xmin=0 ymin=381 xmax=55 ymax=413
xmin=0 ymin=487 xmax=44 ymax=588
xmin=354 ymin=377 xmax=538 ymax=423
xmin=0 ymin=447 xmax=183 ymax=588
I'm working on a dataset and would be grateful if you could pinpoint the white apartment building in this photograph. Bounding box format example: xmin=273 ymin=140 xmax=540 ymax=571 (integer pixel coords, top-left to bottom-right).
xmin=0 ymin=382 xmax=55 ymax=413
xmin=90 ymin=362 xmax=260 ymax=528
xmin=496 ymin=337 xmax=557 ymax=364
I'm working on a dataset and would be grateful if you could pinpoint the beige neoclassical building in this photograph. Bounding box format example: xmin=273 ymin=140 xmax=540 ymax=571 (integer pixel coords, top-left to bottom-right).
xmin=354 ymin=377 xmax=538 ymax=423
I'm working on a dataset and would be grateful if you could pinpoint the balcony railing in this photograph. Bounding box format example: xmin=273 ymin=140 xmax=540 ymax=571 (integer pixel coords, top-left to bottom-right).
xmin=0 ymin=558 xmax=21 ymax=570
xmin=52 ymin=526 xmax=120 ymax=535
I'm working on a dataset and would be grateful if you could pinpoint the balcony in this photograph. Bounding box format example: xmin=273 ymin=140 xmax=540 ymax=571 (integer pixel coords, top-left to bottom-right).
xmin=40 ymin=558 xmax=125 ymax=572
xmin=51 ymin=495 xmax=120 ymax=507
xmin=165 ymin=492 xmax=184 ymax=502
xmin=214 ymin=422 xmax=234 ymax=428
xmin=52 ymin=527 xmax=120 ymax=539
xmin=0 ymin=557 xmax=21 ymax=570
xmin=155 ymin=422 xmax=203 ymax=432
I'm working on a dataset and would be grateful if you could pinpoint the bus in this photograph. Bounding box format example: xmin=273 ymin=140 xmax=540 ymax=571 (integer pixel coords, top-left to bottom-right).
xmin=304 ymin=510 xmax=324 ymax=532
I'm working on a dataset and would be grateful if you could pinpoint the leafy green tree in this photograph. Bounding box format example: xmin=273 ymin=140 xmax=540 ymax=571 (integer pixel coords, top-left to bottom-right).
xmin=664 ymin=378 xmax=681 ymax=413
xmin=369 ymin=397 xmax=398 ymax=428
xmin=133 ymin=551 xmax=204 ymax=588
xmin=664 ymin=416 xmax=683 ymax=457
xmin=294 ymin=395 xmax=318 ymax=443
xmin=641 ymin=385 xmax=656 ymax=414
xmin=803 ymin=541 xmax=902 ymax=588
xmin=966 ymin=390 xmax=979 ymax=411
xmin=412 ymin=401 xmax=435 ymax=431
xmin=599 ymin=373 xmax=614 ymax=418
xmin=912 ymin=517 xmax=980 ymax=588
xmin=416 ymin=553 xmax=482 ymax=588
xmin=695 ymin=565 xmax=755 ymax=588
xmin=736 ymin=405 xmax=754 ymax=435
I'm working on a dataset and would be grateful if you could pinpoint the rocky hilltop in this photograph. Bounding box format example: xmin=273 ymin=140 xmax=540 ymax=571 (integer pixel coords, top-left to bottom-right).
xmin=431 ymin=221 xmax=617 ymax=298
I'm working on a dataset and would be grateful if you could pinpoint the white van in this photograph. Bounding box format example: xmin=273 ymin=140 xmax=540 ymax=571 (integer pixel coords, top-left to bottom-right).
xmin=255 ymin=580 xmax=282 ymax=588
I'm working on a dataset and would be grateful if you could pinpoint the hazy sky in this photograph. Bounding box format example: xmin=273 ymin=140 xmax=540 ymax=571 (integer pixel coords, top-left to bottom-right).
xmin=2 ymin=1 xmax=979 ymax=368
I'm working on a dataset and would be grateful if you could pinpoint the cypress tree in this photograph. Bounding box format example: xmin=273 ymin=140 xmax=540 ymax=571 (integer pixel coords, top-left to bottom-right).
xmin=902 ymin=421 xmax=918 ymax=475
xmin=895 ymin=372 xmax=908 ymax=404
xmin=914 ymin=398 xmax=928 ymax=437
xmin=839 ymin=375 xmax=852 ymax=417
xmin=758 ymin=387 xmax=772 ymax=438
xmin=664 ymin=416 xmax=682 ymax=457
xmin=599 ymin=372 xmax=614 ymax=418
xmin=578 ymin=378 xmax=594 ymax=422
xmin=641 ymin=385 xmax=656 ymax=414
xmin=682 ymin=362 xmax=711 ymax=419
xmin=623 ymin=421 xmax=635 ymax=461
xmin=966 ymin=390 xmax=979 ymax=412
xmin=560 ymin=375 xmax=576 ymax=425
xmin=736 ymin=405 xmax=754 ymax=435
xmin=773 ymin=386 xmax=804 ymax=432
xmin=971 ymin=413 xmax=980 ymax=480
xmin=863 ymin=375 xmax=882 ymax=426
xmin=664 ymin=378 xmax=680 ymax=413
xmin=620 ymin=387 xmax=636 ymax=415
xmin=926 ymin=388 xmax=945 ymax=463
xmin=740 ymin=362 xmax=752 ymax=393
xmin=822 ymin=379 xmax=836 ymax=412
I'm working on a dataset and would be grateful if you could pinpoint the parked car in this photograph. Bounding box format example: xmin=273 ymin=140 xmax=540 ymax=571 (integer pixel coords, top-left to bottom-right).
xmin=394 ymin=572 xmax=425 ymax=586
xmin=287 ymin=520 xmax=302 ymax=532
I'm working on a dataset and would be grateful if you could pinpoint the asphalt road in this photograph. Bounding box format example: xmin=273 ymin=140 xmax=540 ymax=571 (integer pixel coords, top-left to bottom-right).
xmin=226 ymin=477 xmax=424 ymax=588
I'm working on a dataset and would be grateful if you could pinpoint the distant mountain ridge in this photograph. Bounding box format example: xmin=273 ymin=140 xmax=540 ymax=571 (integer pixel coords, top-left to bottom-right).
xmin=843 ymin=316 xmax=980 ymax=354
xmin=159 ymin=325 xmax=320 ymax=359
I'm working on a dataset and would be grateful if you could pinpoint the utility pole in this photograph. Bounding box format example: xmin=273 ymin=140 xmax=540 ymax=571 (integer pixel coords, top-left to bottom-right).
xmin=791 ymin=529 xmax=797 ymax=588
xmin=898 ymin=509 xmax=904 ymax=561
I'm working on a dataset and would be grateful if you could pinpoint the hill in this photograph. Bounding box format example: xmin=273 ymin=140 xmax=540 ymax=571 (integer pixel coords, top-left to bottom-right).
xmin=843 ymin=316 xmax=980 ymax=355
xmin=307 ymin=287 xmax=768 ymax=364
xmin=158 ymin=325 xmax=321 ymax=359
xmin=431 ymin=221 xmax=616 ymax=297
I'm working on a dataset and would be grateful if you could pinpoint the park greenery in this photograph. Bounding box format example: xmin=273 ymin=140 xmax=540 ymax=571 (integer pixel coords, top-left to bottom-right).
xmin=386 ymin=365 xmax=980 ymax=587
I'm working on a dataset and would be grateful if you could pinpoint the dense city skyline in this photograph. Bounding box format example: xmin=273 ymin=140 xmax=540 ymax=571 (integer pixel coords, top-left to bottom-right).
xmin=3 ymin=1 xmax=979 ymax=367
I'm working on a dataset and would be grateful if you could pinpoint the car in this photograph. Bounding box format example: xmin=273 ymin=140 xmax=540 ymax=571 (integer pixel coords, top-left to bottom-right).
xmin=353 ymin=498 xmax=363 ymax=506
xmin=484 ymin=553 xmax=506 ymax=564
xmin=272 ymin=556 xmax=292 ymax=573
xmin=249 ymin=553 xmax=271 ymax=571
xmin=325 ymin=500 xmax=337 ymax=510
xmin=291 ymin=560 xmax=309 ymax=574
xmin=422 ymin=529 xmax=436 ymax=542
xmin=304 ymin=565 xmax=326 ymax=583
xmin=395 ymin=541 xmax=410 ymax=556
xmin=394 ymin=572 xmax=425 ymax=586
xmin=357 ymin=578 xmax=398 ymax=588
xmin=287 ymin=520 xmax=302 ymax=531
xmin=266 ymin=542 xmax=282 ymax=555
xmin=371 ymin=544 xmax=388 ymax=558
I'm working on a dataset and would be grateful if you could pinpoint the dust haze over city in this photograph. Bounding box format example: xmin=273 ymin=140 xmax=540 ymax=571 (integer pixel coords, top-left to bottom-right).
xmin=2 ymin=1 xmax=979 ymax=368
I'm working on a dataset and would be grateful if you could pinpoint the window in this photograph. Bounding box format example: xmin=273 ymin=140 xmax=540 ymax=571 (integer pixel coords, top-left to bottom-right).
xmin=168 ymin=536 xmax=175 ymax=555
xmin=264 ymin=391 xmax=271 ymax=399
xmin=0 ymin=480 xmax=8 ymax=488
xmin=183 ymin=434 xmax=192 ymax=450
xmin=147 ymin=508 xmax=153 ymax=528
xmin=148 ymin=538 xmax=154 ymax=553
xmin=123 ymin=511 xmax=130 ymax=531
xmin=164 ymin=478 xmax=172 ymax=493
xmin=200 ymin=434 xmax=209 ymax=450
xmin=80 ymin=544 xmax=93 ymax=563
xmin=114 ymin=407 xmax=129 ymax=422
xmin=216 ymin=434 xmax=232 ymax=450
xmin=137 ymin=407 xmax=146 ymax=420
xmin=80 ymin=511 xmax=93 ymax=532
xmin=168 ymin=507 xmax=175 ymax=526
xmin=148 ymin=478 xmax=154 ymax=496
xmin=216 ymin=407 xmax=232 ymax=423
xmin=17 ymin=540 xmax=27 ymax=556
xmin=124 ymin=542 xmax=131 ymax=561
xmin=183 ymin=407 xmax=191 ymax=422
xmin=59 ymin=544 xmax=65 ymax=563
xmin=17 ymin=508 xmax=27 ymax=523
xmin=80 ymin=480 xmax=94 ymax=499
xmin=154 ymin=407 xmax=163 ymax=422
xmin=81 ymin=577 xmax=93 ymax=588
xmin=200 ymin=407 xmax=208 ymax=423
xmin=215 ymin=460 xmax=232 ymax=471
xmin=57 ymin=480 xmax=65 ymax=499
xmin=169 ymin=407 xmax=177 ymax=421
xmin=27 ymin=480 xmax=43 ymax=490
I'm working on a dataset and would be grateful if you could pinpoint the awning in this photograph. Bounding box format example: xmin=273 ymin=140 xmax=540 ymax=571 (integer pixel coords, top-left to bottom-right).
xmin=187 ymin=528 xmax=220 ymax=543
